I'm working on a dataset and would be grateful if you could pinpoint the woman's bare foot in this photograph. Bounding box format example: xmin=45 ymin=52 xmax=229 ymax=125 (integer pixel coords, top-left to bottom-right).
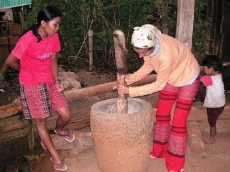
xmin=204 ymin=139 xmax=216 ymax=144
xmin=150 ymin=155 xmax=156 ymax=159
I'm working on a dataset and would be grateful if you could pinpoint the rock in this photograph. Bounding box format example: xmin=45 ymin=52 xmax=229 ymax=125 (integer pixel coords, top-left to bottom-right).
xmin=62 ymin=80 xmax=71 ymax=89
xmin=58 ymin=71 xmax=82 ymax=90
xmin=69 ymin=80 xmax=81 ymax=89
xmin=58 ymin=67 xmax=65 ymax=72
xmin=62 ymin=78 xmax=81 ymax=90
xmin=67 ymin=72 xmax=77 ymax=79
xmin=41 ymin=131 xmax=94 ymax=151
xmin=59 ymin=72 xmax=70 ymax=80
xmin=70 ymin=131 xmax=94 ymax=156
xmin=187 ymin=121 xmax=205 ymax=153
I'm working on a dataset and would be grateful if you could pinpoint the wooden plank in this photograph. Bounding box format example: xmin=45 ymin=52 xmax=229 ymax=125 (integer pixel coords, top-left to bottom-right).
xmin=0 ymin=115 xmax=25 ymax=132
xmin=0 ymin=103 xmax=22 ymax=119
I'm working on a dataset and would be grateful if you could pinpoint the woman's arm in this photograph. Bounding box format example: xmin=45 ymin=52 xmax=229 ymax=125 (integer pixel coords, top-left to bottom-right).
xmin=223 ymin=62 xmax=230 ymax=67
xmin=51 ymin=53 xmax=64 ymax=92
xmin=125 ymin=57 xmax=154 ymax=85
xmin=51 ymin=52 xmax=59 ymax=81
xmin=5 ymin=54 xmax=20 ymax=71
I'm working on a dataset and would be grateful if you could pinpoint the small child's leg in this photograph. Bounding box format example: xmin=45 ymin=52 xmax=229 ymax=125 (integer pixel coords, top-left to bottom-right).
xmin=210 ymin=126 xmax=216 ymax=143
xmin=204 ymin=126 xmax=216 ymax=144
xmin=205 ymin=106 xmax=224 ymax=144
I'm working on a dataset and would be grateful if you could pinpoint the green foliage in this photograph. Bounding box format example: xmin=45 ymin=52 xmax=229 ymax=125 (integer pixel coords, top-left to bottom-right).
xmin=192 ymin=0 xmax=209 ymax=64
xmin=22 ymin=0 xmax=208 ymax=72
xmin=23 ymin=0 xmax=46 ymax=30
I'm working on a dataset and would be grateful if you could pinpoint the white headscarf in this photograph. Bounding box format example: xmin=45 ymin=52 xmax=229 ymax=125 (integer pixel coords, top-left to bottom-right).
xmin=131 ymin=24 xmax=161 ymax=48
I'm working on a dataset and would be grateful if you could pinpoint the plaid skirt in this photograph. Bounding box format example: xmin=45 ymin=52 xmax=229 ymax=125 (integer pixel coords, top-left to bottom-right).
xmin=20 ymin=83 xmax=68 ymax=119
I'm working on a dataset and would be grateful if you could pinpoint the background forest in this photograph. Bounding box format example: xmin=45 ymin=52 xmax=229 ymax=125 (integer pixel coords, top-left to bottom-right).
xmin=22 ymin=0 xmax=208 ymax=73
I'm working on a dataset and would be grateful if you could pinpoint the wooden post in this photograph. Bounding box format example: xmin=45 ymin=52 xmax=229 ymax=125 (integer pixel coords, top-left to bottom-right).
xmin=0 ymin=63 xmax=9 ymax=88
xmin=88 ymin=29 xmax=93 ymax=71
xmin=28 ymin=119 xmax=35 ymax=152
xmin=176 ymin=0 xmax=195 ymax=50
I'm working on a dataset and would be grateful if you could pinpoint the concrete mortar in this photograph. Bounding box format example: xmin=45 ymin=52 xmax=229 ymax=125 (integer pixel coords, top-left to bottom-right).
xmin=90 ymin=98 xmax=153 ymax=172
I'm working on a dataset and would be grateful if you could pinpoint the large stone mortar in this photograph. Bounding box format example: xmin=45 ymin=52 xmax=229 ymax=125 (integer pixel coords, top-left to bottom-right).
xmin=90 ymin=98 xmax=153 ymax=172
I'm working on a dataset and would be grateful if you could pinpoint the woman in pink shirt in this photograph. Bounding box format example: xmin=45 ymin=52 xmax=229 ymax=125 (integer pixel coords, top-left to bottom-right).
xmin=5 ymin=6 xmax=74 ymax=171
xmin=118 ymin=24 xmax=200 ymax=172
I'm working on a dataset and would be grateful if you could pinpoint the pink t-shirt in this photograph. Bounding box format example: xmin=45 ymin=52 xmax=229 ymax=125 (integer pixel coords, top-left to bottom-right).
xmin=12 ymin=31 xmax=61 ymax=84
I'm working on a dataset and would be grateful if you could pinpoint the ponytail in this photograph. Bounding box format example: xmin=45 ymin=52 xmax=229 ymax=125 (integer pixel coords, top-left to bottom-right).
xmin=21 ymin=6 xmax=62 ymax=42
xmin=31 ymin=23 xmax=42 ymax=42
xmin=20 ymin=22 xmax=42 ymax=42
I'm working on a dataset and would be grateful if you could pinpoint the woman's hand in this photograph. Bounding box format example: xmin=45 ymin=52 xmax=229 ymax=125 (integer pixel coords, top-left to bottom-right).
xmin=117 ymin=73 xmax=130 ymax=95
xmin=117 ymin=73 xmax=131 ymax=83
xmin=55 ymin=80 xmax=64 ymax=92
xmin=117 ymin=85 xmax=129 ymax=95
xmin=124 ymin=74 xmax=132 ymax=83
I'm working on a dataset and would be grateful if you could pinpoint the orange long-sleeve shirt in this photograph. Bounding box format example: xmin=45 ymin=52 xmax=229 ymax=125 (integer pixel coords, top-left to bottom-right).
xmin=128 ymin=34 xmax=199 ymax=97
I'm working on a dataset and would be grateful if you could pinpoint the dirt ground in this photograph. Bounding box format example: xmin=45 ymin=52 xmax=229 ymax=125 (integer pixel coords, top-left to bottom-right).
xmin=4 ymin=107 xmax=230 ymax=172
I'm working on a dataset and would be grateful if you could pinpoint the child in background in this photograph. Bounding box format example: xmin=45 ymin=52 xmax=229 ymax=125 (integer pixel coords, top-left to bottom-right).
xmin=5 ymin=6 xmax=74 ymax=171
xmin=196 ymin=54 xmax=225 ymax=144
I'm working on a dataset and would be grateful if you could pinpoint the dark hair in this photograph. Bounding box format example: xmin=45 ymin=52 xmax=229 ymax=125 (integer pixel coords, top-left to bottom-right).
xmin=202 ymin=54 xmax=222 ymax=72
xmin=31 ymin=6 xmax=62 ymax=42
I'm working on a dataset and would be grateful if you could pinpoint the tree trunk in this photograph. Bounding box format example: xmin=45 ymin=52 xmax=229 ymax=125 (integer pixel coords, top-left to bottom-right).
xmin=176 ymin=0 xmax=195 ymax=50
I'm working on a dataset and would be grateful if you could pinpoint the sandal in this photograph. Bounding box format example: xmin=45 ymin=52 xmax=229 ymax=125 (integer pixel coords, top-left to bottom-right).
xmin=50 ymin=158 xmax=67 ymax=171
xmin=40 ymin=141 xmax=47 ymax=150
xmin=54 ymin=129 xmax=75 ymax=142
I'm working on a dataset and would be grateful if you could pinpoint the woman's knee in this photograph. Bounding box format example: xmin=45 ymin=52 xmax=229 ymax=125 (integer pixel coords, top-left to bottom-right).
xmin=35 ymin=118 xmax=47 ymax=128
xmin=57 ymin=106 xmax=71 ymax=121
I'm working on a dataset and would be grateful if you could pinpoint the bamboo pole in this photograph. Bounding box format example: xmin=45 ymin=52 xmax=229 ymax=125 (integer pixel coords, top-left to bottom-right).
xmin=88 ymin=29 xmax=93 ymax=71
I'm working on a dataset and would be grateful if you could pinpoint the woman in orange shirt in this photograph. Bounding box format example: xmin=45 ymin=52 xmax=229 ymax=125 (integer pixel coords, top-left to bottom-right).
xmin=118 ymin=24 xmax=200 ymax=172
